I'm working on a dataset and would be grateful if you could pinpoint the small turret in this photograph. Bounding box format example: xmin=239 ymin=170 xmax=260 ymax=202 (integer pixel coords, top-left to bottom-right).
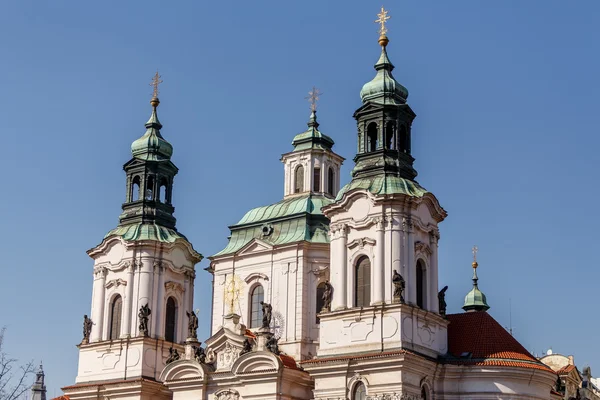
xmin=463 ymin=245 xmax=490 ymax=312
xmin=31 ymin=363 xmax=47 ymax=400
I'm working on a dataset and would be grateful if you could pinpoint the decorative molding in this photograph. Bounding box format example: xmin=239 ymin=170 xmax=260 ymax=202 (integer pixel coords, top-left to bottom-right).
xmin=93 ymin=266 xmax=108 ymax=278
xmin=104 ymin=279 xmax=127 ymax=289
xmin=347 ymin=237 xmax=376 ymax=250
xmin=164 ymin=281 xmax=185 ymax=293
xmin=402 ymin=217 xmax=413 ymax=232
xmin=309 ymin=264 xmax=329 ymax=277
xmin=414 ymin=241 xmax=432 ymax=256
xmin=244 ymin=272 xmax=269 ymax=283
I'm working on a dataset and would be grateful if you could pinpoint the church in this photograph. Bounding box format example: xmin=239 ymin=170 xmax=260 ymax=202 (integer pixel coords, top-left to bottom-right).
xmin=56 ymin=8 xmax=561 ymax=400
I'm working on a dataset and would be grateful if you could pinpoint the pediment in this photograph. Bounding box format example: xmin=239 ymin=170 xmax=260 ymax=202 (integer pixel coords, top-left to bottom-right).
xmin=236 ymin=238 xmax=273 ymax=256
xmin=160 ymin=359 xmax=208 ymax=383
xmin=231 ymin=350 xmax=282 ymax=374
xmin=203 ymin=324 xmax=247 ymax=372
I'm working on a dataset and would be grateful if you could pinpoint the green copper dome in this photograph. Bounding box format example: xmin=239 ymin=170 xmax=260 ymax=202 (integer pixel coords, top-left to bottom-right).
xmin=131 ymin=100 xmax=173 ymax=161
xmin=360 ymin=45 xmax=408 ymax=105
xmin=291 ymin=110 xmax=334 ymax=151
xmin=463 ymin=264 xmax=490 ymax=312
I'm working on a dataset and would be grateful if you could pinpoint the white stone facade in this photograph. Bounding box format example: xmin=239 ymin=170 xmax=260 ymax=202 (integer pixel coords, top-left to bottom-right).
xmin=75 ymin=236 xmax=201 ymax=384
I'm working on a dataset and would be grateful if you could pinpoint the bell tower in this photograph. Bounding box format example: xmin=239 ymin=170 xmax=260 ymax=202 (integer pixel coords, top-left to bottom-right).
xmin=65 ymin=74 xmax=202 ymax=400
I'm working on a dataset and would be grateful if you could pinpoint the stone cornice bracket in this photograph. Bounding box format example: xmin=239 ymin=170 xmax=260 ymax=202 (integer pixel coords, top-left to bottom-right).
xmin=347 ymin=237 xmax=376 ymax=250
xmin=164 ymin=281 xmax=185 ymax=293
xmin=105 ymin=279 xmax=127 ymax=289
xmin=414 ymin=241 xmax=432 ymax=256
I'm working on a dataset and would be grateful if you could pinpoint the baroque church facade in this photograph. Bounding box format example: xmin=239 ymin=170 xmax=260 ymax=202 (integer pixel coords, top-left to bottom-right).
xmin=58 ymin=10 xmax=561 ymax=400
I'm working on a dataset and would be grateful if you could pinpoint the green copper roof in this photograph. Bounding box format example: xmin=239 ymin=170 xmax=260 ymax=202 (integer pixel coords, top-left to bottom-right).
xmin=213 ymin=194 xmax=332 ymax=257
xmin=336 ymin=174 xmax=428 ymax=201
xmin=105 ymin=222 xmax=188 ymax=243
xmin=463 ymin=267 xmax=490 ymax=312
xmin=236 ymin=194 xmax=332 ymax=225
xmin=360 ymin=45 xmax=408 ymax=105
xmin=291 ymin=110 xmax=335 ymax=152
xmin=131 ymin=103 xmax=173 ymax=161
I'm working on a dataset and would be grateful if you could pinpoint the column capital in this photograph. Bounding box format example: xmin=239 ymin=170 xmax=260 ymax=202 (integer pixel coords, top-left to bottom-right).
xmin=402 ymin=216 xmax=414 ymax=233
xmin=429 ymin=228 xmax=440 ymax=245
xmin=93 ymin=266 xmax=108 ymax=279
xmin=374 ymin=217 xmax=385 ymax=231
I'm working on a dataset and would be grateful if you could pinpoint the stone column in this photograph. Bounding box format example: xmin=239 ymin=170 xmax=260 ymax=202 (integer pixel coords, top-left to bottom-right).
xmin=372 ymin=218 xmax=385 ymax=305
xmin=406 ymin=218 xmax=416 ymax=304
xmin=91 ymin=266 xmax=107 ymax=342
xmin=137 ymin=260 xmax=152 ymax=336
xmin=153 ymin=264 xmax=164 ymax=339
xmin=429 ymin=230 xmax=440 ymax=313
xmin=331 ymin=224 xmax=348 ymax=310
xmin=390 ymin=217 xmax=401 ymax=303
xmin=188 ymin=271 xmax=195 ymax=315
xmin=182 ymin=273 xmax=191 ymax=340
xmin=122 ymin=263 xmax=135 ymax=337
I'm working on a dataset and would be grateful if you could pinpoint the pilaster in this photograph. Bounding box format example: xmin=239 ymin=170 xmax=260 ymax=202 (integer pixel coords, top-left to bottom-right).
xmin=372 ymin=217 xmax=385 ymax=305
xmin=91 ymin=266 xmax=107 ymax=342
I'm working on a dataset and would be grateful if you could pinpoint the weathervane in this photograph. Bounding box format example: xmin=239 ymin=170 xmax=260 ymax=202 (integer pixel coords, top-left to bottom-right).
xmin=223 ymin=274 xmax=243 ymax=315
xmin=472 ymin=245 xmax=479 ymax=268
xmin=375 ymin=6 xmax=391 ymax=36
xmin=150 ymin=70 xmax=163 ymax=99
xmin=305 ymin=86 xmax=322 ymax=112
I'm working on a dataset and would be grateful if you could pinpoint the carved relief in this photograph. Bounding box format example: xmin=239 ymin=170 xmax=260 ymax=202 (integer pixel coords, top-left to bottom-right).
xmin=164 ymin=281 xmax=185 ymax=293
xmin=217 ymin=342 xmax=240 ymax=371
xmin=215 ymin=389 xmax=240 ymax=400
xmin=104 ymin=279 xmax=127 ymax=289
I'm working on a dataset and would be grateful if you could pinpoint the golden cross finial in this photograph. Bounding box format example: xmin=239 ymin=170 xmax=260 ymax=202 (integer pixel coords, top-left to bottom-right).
xmin=223 ymin=274 xmax=243 ymax=315
xmin=472 ymin=245 xmax=479 ymax=268
xmin=150 ymin=71 xmax=163 ymax=99
xmin=305 ymin=86 xmax=322 ymax=112
xmin=375 ymin=6 xmax=391 ymax=36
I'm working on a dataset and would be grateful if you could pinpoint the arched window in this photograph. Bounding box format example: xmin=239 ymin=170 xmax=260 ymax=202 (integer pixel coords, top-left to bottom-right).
xmin=131 ymin=176 xmax=141 ymax=202
xmin=327 ymin=167 xmax=335 ymax=195
xmin=416 ymin=260 xmax=427 ymax=308
xmin=313 ymin=167 xmax=321 ymax=192
xmin=316 ymin=282 xmax=326 ymax=323
xmin=146 ymin=176 xmax=155 ymax=200
xmin=294 ymin=165 xmax=304 ymax=193
xmin=352 ymin=382 xmax=367 ymax=400
xmin=165 ymin=297 xmax=177 ymax=342
xmin=109 ymin=295 xmax=122 ymax=340
xmin=367 ymin=123 xmax=378 ymax=152
xmin=421 ymin=387 xmax=428 ymax=400
xmin=159 ymin=177 xmax=168 ymax=203
xmin=355 ymin=257 xmax=371 ymax=307
xmin=399 ymin=125 xmax=408 ymax=154
xmin=249 ymin=285 xmax=264 ymax=328
xmin=385 ymin=122 xmax=395 ymax=149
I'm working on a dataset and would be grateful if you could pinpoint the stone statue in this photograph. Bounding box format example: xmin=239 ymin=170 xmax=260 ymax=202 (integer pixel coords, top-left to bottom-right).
xmin=193 ymin=345 xmax=206 ymax=363
xmin=266 ymin=336 xmax=280 ymax=355
xmin=438 ymin=286 xmax=448 ymax=317
xmin=165 ymin=347 xmax=180 ymax=364
xmin=239 ymin=338 xmax=253 ymax=355
xmin=322 ymin=281 xmax=333 ymax=312
xmin=82 ymin=315 xmax=93 ymax=344
xmin=138 ymin=304 xmax=151 ymax=336
xmin=186 ymin=310 xmax=198 ymax=339
xmin=392 ymin=271 xmax=405 ymax=303
xmin=260 ymin=301 xmax=272 ymax=329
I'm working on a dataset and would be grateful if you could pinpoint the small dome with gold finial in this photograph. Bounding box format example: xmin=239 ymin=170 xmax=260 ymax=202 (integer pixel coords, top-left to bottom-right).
xmin=463 ymin=246 xmax=490 ymax=312
xmin=360 ymin=7 xmax=409 ymax=105
xmin=131 ymin=72 xmax=173 ymax=161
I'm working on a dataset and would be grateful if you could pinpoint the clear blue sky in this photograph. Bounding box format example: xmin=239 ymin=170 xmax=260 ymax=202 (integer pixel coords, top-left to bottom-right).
xmin=0 ymin=0 xmax=598 ymax=396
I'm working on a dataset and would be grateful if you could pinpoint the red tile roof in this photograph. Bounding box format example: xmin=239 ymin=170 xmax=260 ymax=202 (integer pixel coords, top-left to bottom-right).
xmin=557 ymin=364 xmax=576 ymax=375
xmin=245 ymin=329 xmax=257 ymax=339
xmin=446 ymin=312 xmax=553 ymax=373
xmin=50 ymin=396 xmax=69 ymax=400
xmin=279 ymin=353 xmax=300 ymax=370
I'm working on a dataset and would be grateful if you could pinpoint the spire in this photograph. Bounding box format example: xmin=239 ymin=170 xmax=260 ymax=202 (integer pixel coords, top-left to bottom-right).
xmin=31 ymin=362 xmax=47 ymax=400
xmin=291 ymin=87 xmax=334 ymax=151
xmin=360 ymin=6 xmax=408 ymax=105
xmin=115 ymin=72 xmax=179 ymax=231
xmin=463 ymin=245 xmax=490 ymax=312
xmin=131 ymin=71 xmax=173 ymax=161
